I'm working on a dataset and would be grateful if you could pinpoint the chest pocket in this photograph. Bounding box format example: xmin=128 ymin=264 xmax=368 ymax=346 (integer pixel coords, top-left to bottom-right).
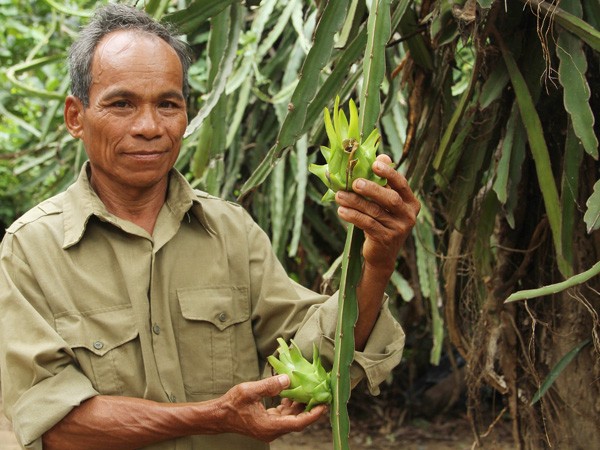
xmin=176 ymin=286 xmax=258 ymax=396
xmin=55 ymin=305 xmax=143 ymax=397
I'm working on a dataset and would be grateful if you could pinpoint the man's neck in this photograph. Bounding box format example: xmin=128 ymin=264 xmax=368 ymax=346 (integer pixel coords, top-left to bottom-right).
xmin=90 ymin=175 xmax=168 ymax=235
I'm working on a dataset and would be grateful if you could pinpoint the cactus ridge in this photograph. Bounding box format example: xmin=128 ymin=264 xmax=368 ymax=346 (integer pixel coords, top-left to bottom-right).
xmin=267 ymin=338 xmax=332 ymax=411
xmin=308 ymin=96 xmax=386 ymax=202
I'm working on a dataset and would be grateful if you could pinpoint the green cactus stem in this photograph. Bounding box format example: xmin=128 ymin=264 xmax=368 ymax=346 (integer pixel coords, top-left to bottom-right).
xmin=331 ymin=223 xmax=364 ymax=450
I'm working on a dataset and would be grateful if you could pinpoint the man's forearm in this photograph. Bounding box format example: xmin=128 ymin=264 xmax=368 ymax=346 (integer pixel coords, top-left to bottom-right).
xmin=42 ymin=395 xmax=225 ymax=450
xmin=354 ymin=263 xmax=393 ymax=351
xmin=42 ymin=376 xmax=323 ymax=449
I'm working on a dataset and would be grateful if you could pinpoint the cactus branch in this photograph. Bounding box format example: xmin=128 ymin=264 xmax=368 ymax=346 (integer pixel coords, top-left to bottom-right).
xmin=331 ymin=224 xmax=364 ymax=450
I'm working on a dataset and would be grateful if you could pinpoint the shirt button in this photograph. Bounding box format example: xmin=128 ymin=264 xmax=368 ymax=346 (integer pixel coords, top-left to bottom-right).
xmin=169 ymin=393 xmax=176 ymax=403
xmin=93 ymin=341 xmax=104 ymax=350
xmin=152 ymin=324 xmax=161 ymax=335
xmin=218 ymin=312 xmax=227 ymax=322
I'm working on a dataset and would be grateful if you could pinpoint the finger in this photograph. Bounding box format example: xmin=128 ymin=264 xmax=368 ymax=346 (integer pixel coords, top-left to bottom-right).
xmin=244 ymin=375 xmax=290 ymax=400
xmin=270 ymin=400 xmax=306 ymax=416
xmin=371 ymin=160 xmax=419 ymax=208
xmin=307 ymin=404 xmax=328 ymax=417
xmin=340 ymin=179 xmax=407 ymax=222
xmin=289 ymin=404 xmax=327 ymax=423
xmin=336 ymin=190 xmax=397 ymax=230
xmin=280 ymin=398 xmax=294 ymax=408
xmin=375 ymin=153 xmax=392 ymax=166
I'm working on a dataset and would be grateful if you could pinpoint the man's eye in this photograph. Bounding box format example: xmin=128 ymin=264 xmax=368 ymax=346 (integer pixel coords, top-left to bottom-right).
xmin=111 ymin=100 xmax=130 ymax=108
xmin=159 ymin=101 xmax=179 ymax=109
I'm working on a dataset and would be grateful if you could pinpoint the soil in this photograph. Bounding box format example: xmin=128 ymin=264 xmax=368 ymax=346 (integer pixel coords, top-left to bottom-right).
xmin=271 ymin=374 xmax=515 ymax=450
xmin=272 ymin=412 xmax=514 ymax=450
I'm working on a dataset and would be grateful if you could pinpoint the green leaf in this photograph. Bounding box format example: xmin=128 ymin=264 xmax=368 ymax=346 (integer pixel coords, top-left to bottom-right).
xmin=269 ymin=158 xmax=286 ymax=257
xmin=42 ymin=0 xmax=92 ymax=17
xmin=414 ymin=203 xmax=443 ymax=365
xmin=473 ymin=190 xmax=500 ymax=276
xmin=390 ymin=270 xmax=415 ymax=302
xmin=583 ymin=0 xmax=600 ymax=30
xmin=560 ymin=121 xmax=584 ymax=266
xmin=303 ymin=26 xmax=368 ymax=138
xmin=288 ymin=136 xmax=309 ymax=258
xmin=433 ymin=104 xmax=476 ymax=189
xmin=336 ymin=0 xmax=362 ymax=48
xmin=238 ymin=0 xmax=350 ymax=197
xmin=556 ymin=1 xmax=598 ymax=159
xmin=479 ymin=63 xmax=509 ymax=109
xmin=162 ymin=0 xmax=237 ymax=35
xmin=273 ymin=0 xmax=349 ymax=155
xmin=444 ymin=104 xmax=496 ymax=229
xmin=499 ymin=35 xmax=572 ymax=277
xmin=518 ymin=0 xmax=600 ymax=52
xmin=6 ymin=55 xmax=66 ymax=99
xmin=225 ymin=0 xmax=278 ymax=94
xmin=184 ymin=4 xmax=242 ymax=138
xmin=144 ymin=0 xmax=171 ymax=19
xmin=505 ymin=261 xmax=600 ymax=303
xmin=398 ymin=7 xmax=433 ymax=71
xmin=530 ymin=339 xmax=591 ymax=405
xmin=584 ymin=180 xmax=600 ymax=233
xmin=492 ymin=102 xmax=527 ymax=228
xmin=359 ymin=0 xmax=391 ymax=137
xmin=430 ymin=0 xmax=458 ymax=47
xmin=433 ymin=47 xmax=480 ymax=172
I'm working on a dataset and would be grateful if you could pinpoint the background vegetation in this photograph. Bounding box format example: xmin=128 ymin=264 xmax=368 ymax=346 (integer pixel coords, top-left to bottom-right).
xmin=1 ymin=0 xmax=599 ymax=448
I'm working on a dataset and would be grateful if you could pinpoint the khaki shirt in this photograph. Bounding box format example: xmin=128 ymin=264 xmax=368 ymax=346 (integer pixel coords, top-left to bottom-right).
xmin=0 ymin=164 xmax=405 ymax=449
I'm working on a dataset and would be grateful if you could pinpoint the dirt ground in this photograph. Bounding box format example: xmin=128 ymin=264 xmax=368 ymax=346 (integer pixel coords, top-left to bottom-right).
xmin=272 ymin=413 xmax=514 ymax=450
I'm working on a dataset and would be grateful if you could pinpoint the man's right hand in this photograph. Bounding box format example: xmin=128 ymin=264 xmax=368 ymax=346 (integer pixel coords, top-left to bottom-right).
xmin=43 ymin=375 xmax=326 ymax=450
xmin=220 ymin=375 xmax=328 ymax=442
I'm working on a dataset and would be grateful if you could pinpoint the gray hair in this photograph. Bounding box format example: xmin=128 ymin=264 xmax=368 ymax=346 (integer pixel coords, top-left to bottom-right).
xmin=68 ymin=3 xmax=191 ymax=106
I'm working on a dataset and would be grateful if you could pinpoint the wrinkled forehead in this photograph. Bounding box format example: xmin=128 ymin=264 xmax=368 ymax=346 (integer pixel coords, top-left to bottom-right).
xmin=91 ymin=30 xmax=182 ymax=76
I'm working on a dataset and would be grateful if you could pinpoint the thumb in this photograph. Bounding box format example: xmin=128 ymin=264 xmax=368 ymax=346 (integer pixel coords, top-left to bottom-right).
xmin=255 ymin=375 xmax=290 ymax=397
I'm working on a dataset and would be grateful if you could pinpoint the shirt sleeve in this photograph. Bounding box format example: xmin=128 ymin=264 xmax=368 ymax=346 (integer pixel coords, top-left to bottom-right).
xmin=293 ymin=294 xmax=405 ymax=395
xmin=0 ymin=234 xmax=98 ymax=449
xmin=243 ymin=211 xmax=405 ymax=396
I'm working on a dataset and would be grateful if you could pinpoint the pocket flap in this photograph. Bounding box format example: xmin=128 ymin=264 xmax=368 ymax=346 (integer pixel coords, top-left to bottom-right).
xmin=177 ymin=286 xmax=249 ymax=331
xmin=55 ymin=305 xmax=138 ymax=356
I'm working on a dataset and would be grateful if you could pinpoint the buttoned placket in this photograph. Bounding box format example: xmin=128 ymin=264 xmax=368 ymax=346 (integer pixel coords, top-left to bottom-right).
xmin=148 ymin=201 xmax=193 ymax=412
xmin=148 ymin=245 xmax=185 ymax=407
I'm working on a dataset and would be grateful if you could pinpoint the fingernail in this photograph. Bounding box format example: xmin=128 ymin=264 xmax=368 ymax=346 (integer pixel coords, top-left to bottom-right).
xmin=277 ymin=374 xmax=289 ymax=386
xmin=374 ymin=161 xmax=385 ymax=171
xmin=355 ymin=179 xmax=366 ymax=190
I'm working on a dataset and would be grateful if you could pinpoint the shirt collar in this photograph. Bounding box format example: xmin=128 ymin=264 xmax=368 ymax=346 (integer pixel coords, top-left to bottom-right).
xmin=163 ymin=169 xmax=217 ymax=236
xmin=62 ymin=162 xmax=216 ymax=248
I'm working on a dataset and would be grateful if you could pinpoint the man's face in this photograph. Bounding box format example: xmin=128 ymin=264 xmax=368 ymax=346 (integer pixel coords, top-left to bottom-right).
xmin=65 ymin=30 xmax=187 ymax=194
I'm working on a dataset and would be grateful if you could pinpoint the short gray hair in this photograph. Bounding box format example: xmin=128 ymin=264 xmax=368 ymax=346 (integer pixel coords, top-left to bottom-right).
xmin=68 ymin=3 xmax=191 ymax=106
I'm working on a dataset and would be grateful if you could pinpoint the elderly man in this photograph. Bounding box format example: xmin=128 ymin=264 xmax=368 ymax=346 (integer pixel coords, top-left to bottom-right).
xmin=0 ymin=4 xmax=419 ymax=450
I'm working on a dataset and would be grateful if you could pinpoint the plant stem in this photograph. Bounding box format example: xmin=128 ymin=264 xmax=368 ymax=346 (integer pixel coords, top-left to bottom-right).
xmin=331 ymin=223 xmax=364 ymax=450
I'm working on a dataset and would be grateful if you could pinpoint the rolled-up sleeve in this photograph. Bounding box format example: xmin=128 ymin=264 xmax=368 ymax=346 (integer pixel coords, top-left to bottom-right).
xmin=293 ymin=294 xmax=405 ymax=395
xmin=0 ymin=235 xmax=98 ymax=449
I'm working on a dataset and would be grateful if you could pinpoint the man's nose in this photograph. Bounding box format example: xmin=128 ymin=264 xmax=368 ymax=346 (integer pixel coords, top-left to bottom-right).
xmin=131 ymin=106 xmax=163 ymax=138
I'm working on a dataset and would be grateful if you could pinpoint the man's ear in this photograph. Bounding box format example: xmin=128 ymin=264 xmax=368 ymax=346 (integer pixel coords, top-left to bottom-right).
xmin=64 ymin=95 xmax=85 ymax=139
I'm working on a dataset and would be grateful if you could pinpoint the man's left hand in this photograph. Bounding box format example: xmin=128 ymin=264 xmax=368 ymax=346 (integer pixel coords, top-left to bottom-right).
xmin=335 ymin=154 xmax=421 ymax=276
